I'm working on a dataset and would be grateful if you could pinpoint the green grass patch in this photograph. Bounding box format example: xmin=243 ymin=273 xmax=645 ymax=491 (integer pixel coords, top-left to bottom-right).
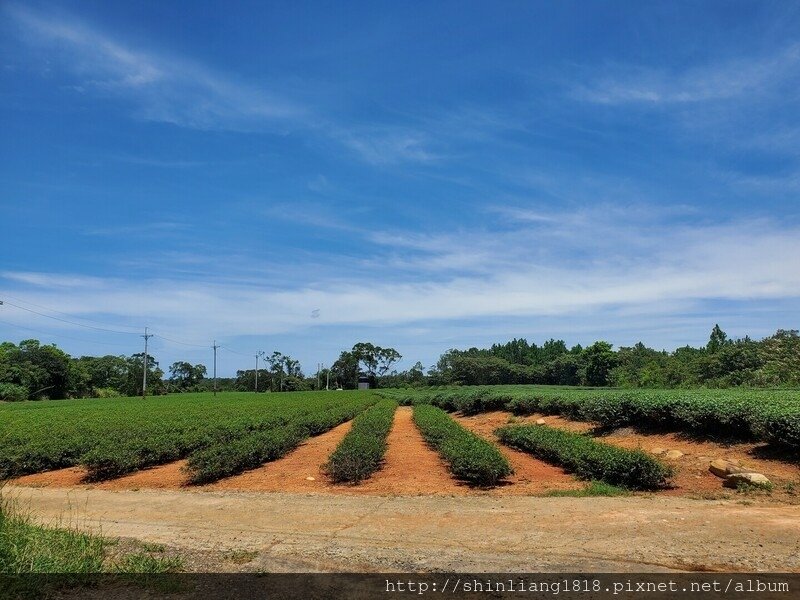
xmin=412 ymin=404 xmax=512 ymax=487
xmin=545 ymin=481 xmax=630 ymax=497
xmin=325 ymin=399 xmax=397 ymax=484
xmin=0 ymin=502 xmax=105 ymax=574
xmin=497 ymin=424 xmax=672 ymax=491
xmin=112 ymin=552 xmax=183 ymax=574
xmin=0 ymin=491 xmax=183 ymax=576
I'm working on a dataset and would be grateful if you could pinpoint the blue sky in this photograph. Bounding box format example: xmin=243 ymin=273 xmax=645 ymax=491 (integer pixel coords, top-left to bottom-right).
xmin=2 ymin=1 xmax=800 ymax=376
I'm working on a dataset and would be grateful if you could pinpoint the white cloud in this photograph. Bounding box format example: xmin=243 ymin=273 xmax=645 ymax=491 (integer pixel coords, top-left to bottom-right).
xmin=2 ymin=211 xmax=800 ymax=347
xmin=6 ymin=4 xmax=301 ymax=130
xmin=6 ymin=4 xmax=453 ymax=166
xmin=572 ymin=44 xmax=800 ymax=105
xmin=333 ymin=128 xmax=440 ymax=165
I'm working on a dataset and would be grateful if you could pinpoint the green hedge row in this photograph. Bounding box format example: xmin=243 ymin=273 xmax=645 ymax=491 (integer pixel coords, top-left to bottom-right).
xmin=412 ymin=404 xmax=512 ymax=486
xmin=186 ymin=399 xmax=374 ymax=484
xmin=81 ymin=415 xmax=297 ymax=481
xmin=380 ymin=386 xmax=800 ymax=450
xmin=496 ymin=424 xmax=672 ymax=490
xmin=325 ymin=399 xmax=397 ymax=483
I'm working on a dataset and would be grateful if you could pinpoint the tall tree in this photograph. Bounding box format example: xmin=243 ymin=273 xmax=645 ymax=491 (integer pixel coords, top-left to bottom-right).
xmin=706 ymin=324 xmax=730 ymax=354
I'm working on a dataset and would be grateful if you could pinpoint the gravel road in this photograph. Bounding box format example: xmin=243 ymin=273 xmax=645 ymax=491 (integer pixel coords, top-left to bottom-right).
xmin=6 ymin=485 xmax=800 ymax=572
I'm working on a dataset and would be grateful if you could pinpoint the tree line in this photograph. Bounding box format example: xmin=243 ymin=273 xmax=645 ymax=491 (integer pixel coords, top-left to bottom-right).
xmin=0 ymin=340 xmax=404 ymax=401
xmin=416 ymin=326 xmax=800 ymax=388
xmin=2 ymin=326 xmax=798 ymax=401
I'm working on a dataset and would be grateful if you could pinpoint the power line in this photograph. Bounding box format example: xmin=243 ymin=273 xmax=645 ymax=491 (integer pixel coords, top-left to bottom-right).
xmin=0 ymin=294 xmax=142 ymax=332
xmin=0 ymin=299 xmax=139 ymax=335
xmin=0 ymin=298 xmax=250 ymax=352
xmin=0 ymin=318 xmax=135 ymax=348
xmin=0 ymin=299 xmax=264 ymax=374
xmin=219 ymin=345 xmax=251 ymax=357
xmin=152 ymin=333 xmax=210 ymax=348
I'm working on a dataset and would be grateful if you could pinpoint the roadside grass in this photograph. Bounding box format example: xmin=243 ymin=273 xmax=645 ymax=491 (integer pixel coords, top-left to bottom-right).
xmin=224 ymin=549 xmax=259 ymax=565
xmin=0 ymin=499 xmax=105 ymax=574
xmin=545 ymin=481 xmax=630 ymax=497
xmin=113 ymin=552 xmax=183 ymax=573
xmin=0 ymin=489 xmax=183 ymax=576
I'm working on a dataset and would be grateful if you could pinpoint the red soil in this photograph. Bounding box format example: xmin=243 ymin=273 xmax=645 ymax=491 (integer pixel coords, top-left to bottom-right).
xmin=11 ymin=467 xmax=88 ymax=487
xmin=210 ymin=420 xmax=354 ymax=491
xmin=343 ymin=406 xmax=467 ymax=495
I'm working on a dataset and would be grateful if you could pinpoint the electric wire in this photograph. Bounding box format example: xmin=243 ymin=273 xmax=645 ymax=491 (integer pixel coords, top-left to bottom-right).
xmin=0 ymin=298 xmax=256 ymax=357
xmin=0 ymin=318 xmax=135 ymax=348
xmin=0 ymin=294 xmax=142 ymax=332
xmin=0 ymin=300 xmax=139 ymax=335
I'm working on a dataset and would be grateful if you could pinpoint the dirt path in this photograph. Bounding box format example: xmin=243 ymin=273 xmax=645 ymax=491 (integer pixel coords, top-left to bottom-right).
xmin=345 ymin=406 xmax=466 ymax=495
xmin=211 ymin=420 xmax=353 ymax=491
xmin=6 ymin=485 xmax=800 ymax=572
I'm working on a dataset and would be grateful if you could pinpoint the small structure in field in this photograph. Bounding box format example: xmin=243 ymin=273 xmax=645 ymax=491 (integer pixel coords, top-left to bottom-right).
xmin=358 ymin=375 xmax=370 ymax=390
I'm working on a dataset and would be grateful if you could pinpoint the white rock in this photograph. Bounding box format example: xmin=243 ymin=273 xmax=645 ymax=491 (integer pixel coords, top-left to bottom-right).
xmin=723 ymin=472 xmax=771 ymax=489
xmin=535 ymin=418 xmax=546 ymax=425
xmin=664 ymin=450 xmax=684 ymax=460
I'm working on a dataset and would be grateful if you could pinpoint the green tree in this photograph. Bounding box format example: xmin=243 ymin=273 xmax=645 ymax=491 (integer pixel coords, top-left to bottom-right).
xmin=757 ymin=329 xmax=800 ymax=386
xmin=168 ymin=361 xmax=207 ymax=390
xmin=75 ymin=355 xmax=129 ymax=393
xmin=580 ymin=341 xmax=618 ymax=387
xmin=706 ymin=324 xmax=730 ymax=354
xmin=333 ymin=343 xmax=402 ymax=388
xmin=121 ymin=353 xmax=164 ymax=396
xmin=0 ymin=339 xmax=72 ymax=399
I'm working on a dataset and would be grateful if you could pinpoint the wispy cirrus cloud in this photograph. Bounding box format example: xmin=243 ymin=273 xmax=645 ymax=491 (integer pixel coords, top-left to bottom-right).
xmin=5 ymin=3 xmax=454 ymax=167
xmin=572 ymin=44 xmax=800 ymax=105
xmin=3 ymin=213 xmax=800 ymax=338
xmin=332 ymin=127 xmax=441 ymax=165
xmin=6 ymin=3 xmax=302 ymax=130
xmin=3 ymin=205 xmax=800 ymax=369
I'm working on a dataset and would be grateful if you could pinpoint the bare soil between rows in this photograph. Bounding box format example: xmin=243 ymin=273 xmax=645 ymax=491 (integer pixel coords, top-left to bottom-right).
xmin=10 ymin=408 xmax=800 ymax=502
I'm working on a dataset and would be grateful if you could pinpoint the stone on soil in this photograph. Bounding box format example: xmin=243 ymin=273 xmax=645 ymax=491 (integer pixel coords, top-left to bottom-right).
xmin=723 ymin=472 xmax=771 ymax=489
xmin=709 ymin=459 xmax=748 ymax=478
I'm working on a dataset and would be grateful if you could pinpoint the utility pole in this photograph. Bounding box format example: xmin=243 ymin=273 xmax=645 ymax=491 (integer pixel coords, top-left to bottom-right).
xmin=212 ymin=340 xmax=219 ymax=397
xmin=316 ymin=363 xmax=321 ymax=390
xmin=254 ymin=353 xmax=259 ymax=393
xmin=141 ymin=327 xmax=153 ymax=399
xmin=326 ymin=366 xmax=330 ymax=391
